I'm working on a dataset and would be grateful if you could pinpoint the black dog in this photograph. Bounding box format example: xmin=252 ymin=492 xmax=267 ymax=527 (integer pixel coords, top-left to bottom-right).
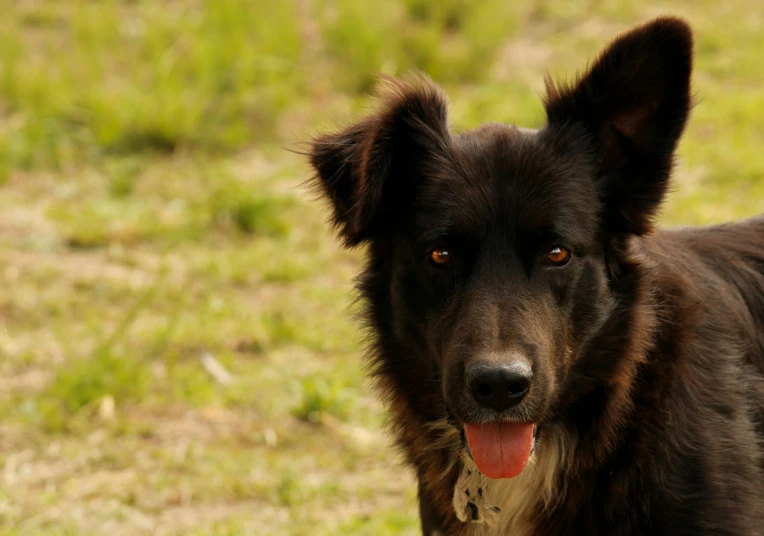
xmin=309 ymin=17 xmax=764 ymax=535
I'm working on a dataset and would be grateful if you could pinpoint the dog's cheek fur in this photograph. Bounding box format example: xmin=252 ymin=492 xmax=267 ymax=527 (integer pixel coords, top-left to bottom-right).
xmin=388 ymin=245 xmax=460 ymax=365
xmin=357 ymin=239 xmax=468 ymax=533
xmin=549 ymin=257 xmax=612 ymax=403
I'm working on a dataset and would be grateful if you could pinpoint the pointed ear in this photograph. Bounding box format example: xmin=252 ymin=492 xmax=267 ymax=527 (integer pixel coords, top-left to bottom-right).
xmin=544 ymin=17 xmax=693 ymax=235
xmin=309 ymin=76 xmax=450 ymax=246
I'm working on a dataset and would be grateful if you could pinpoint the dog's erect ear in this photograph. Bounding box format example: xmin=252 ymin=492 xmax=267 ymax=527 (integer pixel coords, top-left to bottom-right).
xmin=309 ymin=76 xmax=450 ymax=246
xmin=544 ymin=17 xmax=693 ymax=235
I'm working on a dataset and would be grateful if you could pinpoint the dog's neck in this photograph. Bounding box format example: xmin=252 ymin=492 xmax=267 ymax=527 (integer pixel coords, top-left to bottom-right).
xmin=452 ymin=425 xmax=569 ymax=536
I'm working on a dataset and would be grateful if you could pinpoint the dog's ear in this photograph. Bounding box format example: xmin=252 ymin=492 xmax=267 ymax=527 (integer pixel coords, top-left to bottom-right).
xmin=544 ymin=17 xmax=693 ymax=235
xmin=309 ymin=76 xmax=450 ymax=246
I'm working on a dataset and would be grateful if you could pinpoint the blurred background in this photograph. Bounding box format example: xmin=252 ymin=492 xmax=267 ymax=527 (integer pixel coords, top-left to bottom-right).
xmin=0 ymin=1 xmax=763 ymax=534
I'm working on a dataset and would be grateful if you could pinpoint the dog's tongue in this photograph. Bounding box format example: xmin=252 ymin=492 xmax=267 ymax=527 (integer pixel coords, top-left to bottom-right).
xmin=464 ymin=422 xmax=534 ymax=479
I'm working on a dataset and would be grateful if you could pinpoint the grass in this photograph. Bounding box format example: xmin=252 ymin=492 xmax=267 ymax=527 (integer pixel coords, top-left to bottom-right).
xmin=1 ymin=0 xmax=763 ymax=534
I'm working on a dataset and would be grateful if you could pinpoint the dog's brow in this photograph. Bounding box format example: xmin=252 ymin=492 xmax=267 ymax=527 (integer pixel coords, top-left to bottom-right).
xmin=418 ymin=219 xmax=474 ymax=243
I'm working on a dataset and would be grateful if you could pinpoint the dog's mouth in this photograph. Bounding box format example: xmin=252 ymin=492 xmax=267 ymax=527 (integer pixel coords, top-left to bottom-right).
xmin=445 ymin=406 xmax=543 ymax=479
xmin=462 ymin=422 xmax=536 ymax=479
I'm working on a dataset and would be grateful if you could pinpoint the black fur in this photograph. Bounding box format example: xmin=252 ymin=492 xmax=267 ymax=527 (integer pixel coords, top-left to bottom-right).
xmin=309 ymin=17 xmax=764 ymax=535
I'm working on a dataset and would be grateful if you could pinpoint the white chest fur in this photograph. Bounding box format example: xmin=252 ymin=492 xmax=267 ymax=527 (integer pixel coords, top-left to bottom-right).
xmin=452 ymin=431 xmax=566 ymax=536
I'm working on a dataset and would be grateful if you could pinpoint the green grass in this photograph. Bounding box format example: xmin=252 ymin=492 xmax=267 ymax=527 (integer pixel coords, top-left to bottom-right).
xmin=1 ymin=0 xmax=763 ymax=534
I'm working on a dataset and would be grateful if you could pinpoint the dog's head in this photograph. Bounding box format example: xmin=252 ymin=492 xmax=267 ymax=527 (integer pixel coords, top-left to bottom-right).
xmin=309 ymin=18 xmax=692 ymax=478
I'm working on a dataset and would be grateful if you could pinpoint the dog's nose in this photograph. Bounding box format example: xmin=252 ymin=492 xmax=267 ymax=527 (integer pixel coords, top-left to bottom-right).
xmin=466 ymin=360 xmax=532 ymax=411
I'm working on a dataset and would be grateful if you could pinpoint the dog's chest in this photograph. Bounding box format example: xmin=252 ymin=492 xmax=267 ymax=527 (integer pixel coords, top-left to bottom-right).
xmin=455 ymin=468 xmax=539 ymax=536
xmin=450 ymin=438 xmax=564 ymax=536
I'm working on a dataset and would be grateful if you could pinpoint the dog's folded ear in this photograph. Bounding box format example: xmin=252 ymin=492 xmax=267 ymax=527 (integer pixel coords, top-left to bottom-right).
xmin=544 ymin=17 xmax=693 ymax=235
xmin=309 ymin=76 xmax=450 ymax=246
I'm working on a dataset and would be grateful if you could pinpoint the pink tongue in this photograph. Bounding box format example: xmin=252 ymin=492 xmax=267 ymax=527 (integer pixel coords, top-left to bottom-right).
xmin=464 ymin=422 xmax=534 ymax=479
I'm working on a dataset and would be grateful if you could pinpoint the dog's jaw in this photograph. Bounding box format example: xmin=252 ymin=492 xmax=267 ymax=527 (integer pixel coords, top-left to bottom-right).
xmin=453 ymin=424 xmax=567 ymax=535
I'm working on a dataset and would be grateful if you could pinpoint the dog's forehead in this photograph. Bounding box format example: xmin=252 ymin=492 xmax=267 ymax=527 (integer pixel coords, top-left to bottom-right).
xmin=418 ymin=123 xmax=597 ymax=235
xmin=449 ymin=123 xmax=554 ymax=190
xmin=451 ymin=122 xmax=534 ymax=159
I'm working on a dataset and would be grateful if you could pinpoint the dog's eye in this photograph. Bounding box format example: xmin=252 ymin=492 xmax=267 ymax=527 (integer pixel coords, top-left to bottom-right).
xmin=430 ymin=248 xmax=452 ymax=267
xmin=544 ymin=246 xmax=571 ymax=266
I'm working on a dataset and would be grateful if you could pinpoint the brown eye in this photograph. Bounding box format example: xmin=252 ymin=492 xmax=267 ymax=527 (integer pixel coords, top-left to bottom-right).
xmin=430 ymin=248 xmax=452 ymax=267
xmin=545 ymin=246 xmax=571 ymax=266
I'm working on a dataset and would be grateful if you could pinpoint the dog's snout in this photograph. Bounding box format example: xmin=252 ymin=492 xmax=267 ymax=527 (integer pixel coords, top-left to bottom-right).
xmin=466 ymin=360 xmax=532 ymax=411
